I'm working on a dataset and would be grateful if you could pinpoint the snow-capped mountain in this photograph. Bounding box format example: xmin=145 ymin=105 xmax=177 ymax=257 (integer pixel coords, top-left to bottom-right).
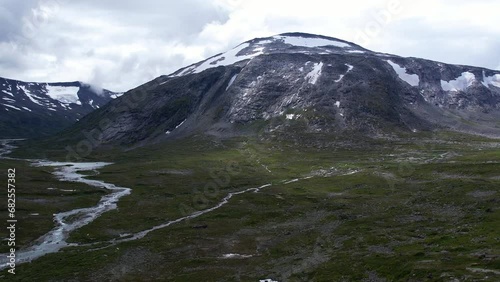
xmin=170 ymin=33 xmax=369 ymax=77
xmin=0 ymin=77 xmax=121 ymax=138
xmin=45 ymin=33 xmax=500 ymax=145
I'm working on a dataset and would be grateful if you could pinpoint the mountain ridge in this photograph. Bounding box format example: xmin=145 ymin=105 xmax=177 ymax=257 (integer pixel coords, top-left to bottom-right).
xmin=0 ymin=76 xmax=121 ymax=138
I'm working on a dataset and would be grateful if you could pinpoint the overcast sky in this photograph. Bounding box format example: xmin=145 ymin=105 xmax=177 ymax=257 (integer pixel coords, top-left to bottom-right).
xmin=1 ymin=0 xmax=499 ymax=92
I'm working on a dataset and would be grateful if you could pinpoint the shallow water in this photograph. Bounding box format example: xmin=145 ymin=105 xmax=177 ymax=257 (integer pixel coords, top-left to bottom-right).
xmin=0 ymin=159 xmax=130 ymax=269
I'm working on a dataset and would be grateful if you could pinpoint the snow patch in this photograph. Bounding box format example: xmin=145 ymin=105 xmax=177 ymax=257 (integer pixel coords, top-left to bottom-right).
xmin=221 ymin=253 xmax=253 ymax=259
xmin=305 ymin=62 xmax=323 ymax=84
xmin=226 ymin=74 xmax=238 ymax=90
xmin=111 ymin=92 xmax=124 ymax=98
xmin=482 ymin=71 xmax=500 ymax=88
xmin=335 ymin=101 xmax=341 ymax=108
xmin=335 ymin=64 xmax=354 ymax=82
xmin=176 ymin=43 xmax=264 ymax=76
xmin=1 ymin=90 xmax=13 ymax=97
xmin=19 ymin=85 xmax=45 ymax=106
xmin=175 ymin=120 xmax=186 ymax=129
xmin=275 ymin=35 xmax=351 ymax=48
xmin=285 ymin=114 xmax=301 ymax=120
xmin=387 ymin=60 xmax=420 ymax=87
xmin=2 ymin=104 xmax=22 ymax=111
xmin=45 ymin=85 xmax=81 ymax=105
xmin=441 ymin=72 xmax=475 ymax=92
xmin=2 ymin=97 xmax=15 ymax=103
xmin=260 ymin=279 xmax=279 ymax=282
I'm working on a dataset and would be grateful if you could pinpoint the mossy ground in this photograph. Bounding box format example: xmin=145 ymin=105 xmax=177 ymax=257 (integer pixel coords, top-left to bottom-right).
xmin=1 ymin=131 xmax=499 ymax=281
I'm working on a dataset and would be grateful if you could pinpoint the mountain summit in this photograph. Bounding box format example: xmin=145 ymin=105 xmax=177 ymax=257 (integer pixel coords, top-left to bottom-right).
xmin=50 ymin=33 xmax=500 ymax=148
xmin=170 ymin=32 xmax=368 ymax=77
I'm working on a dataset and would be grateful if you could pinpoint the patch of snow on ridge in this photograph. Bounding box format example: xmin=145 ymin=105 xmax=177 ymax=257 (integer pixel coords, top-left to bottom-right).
xmin=387 ymin=60 xmax=420 ymax=87
xmin=19 ymin=85 xmax=45 ymax=106
xmin=441 ymin=72 xmax=475 ymax=92
xmin=176 ymin=43 xmax=264 ymax=76
xmin=275 ymin=35 xmax=350 ymax=48
xmin=110 ymin=92 xmax=124 ymax=99
xmin=305 ymin=62 xmax=323 ymax=84
xmin=45 ymin=85 xmax=81 ymax=104
xmin=335 ymin=64 xmax=354 ymax=82
xmin=482 ymin=71 xmax=500 ymax=88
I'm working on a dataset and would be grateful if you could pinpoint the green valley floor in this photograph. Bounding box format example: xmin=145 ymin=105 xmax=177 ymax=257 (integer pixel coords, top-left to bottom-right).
xmin=1 ymin=131 xmax=499 ymax=281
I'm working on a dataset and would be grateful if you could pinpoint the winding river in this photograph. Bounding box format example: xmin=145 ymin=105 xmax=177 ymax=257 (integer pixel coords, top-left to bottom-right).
xmin=0 ymin=139 xmax=354 ymax=269
xmin=0 ymin=140 xmax=274 ymax=269
xmin=0 ymin=154 xmax=131 ymax=269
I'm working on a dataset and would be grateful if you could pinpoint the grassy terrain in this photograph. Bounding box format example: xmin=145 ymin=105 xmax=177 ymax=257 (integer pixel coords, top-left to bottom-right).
xmin=1 ymin=131 xmax=499 ymax=281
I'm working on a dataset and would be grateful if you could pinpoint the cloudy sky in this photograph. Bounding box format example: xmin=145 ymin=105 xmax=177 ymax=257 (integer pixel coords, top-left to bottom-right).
xmin=1 ymin=0 xmax=499 ymax=92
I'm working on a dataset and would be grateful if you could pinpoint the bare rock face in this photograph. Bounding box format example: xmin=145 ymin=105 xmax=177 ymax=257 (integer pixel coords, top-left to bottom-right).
xmin=56 ymin=32 xmax=500 ymax=145
xmin=0 ymin=77 xmax=121 ymax=138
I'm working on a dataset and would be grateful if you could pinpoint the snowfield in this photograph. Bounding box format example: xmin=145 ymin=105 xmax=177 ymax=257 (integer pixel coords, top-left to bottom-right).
xmin=482 ymin=71 xmax=500 ymax=88
xmin=441 ymin=72 xmax=475 ymax=92
xmin=275 ymin=35 xmax=351 ymax=48
xmin=45 ymin=85 xmax=82 ymax=105
xmin=175 ymin=42 xmax=265 ymax=76
xmin=387 ymin=60 xmax=420 ymax=87
xmin=172 ymin=34 xmax=359 ymax=77
xmin=305 ymin=62 xmax=324 ymax=84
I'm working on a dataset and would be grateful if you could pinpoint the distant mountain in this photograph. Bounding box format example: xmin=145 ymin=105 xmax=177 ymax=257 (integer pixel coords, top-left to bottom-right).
xmin=0 ymin=77 xmax=122 ymax=138
xmin=44 ymin=32 xmax=500 ymax=147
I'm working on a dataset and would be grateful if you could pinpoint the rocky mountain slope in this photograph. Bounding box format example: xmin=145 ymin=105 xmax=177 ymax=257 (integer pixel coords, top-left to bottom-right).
xmin=54 ymin=32 xmax=500 ymax=147
xmin=0 ymin=77 xmax=121 ymax=138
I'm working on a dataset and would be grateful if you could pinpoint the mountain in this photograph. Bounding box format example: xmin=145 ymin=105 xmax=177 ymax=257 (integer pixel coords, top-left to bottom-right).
xmin=7 ymin=33 xmax=500 ymax=282
xmin=0 ymin=77 xmax=122 ymax=138
xmin=50 ymin=32 xmax=500 ymax=148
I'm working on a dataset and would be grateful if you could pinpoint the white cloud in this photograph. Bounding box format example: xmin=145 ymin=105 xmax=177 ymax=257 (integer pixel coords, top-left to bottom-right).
xmin=0 ymin=0 xmax=499 ymax=92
